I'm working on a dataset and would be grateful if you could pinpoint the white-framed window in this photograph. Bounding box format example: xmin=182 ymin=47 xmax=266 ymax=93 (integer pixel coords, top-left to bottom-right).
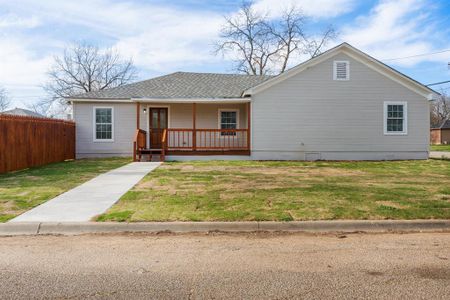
xmin=218 ymin=109 xmax=239 ymax=136
xmin=333 ymin=60 xmax=349 ymax=80
xmin=383 ymin=101 xmax=407 ymax=135
xmin=93 ymin=107 xmax=114 ymax=142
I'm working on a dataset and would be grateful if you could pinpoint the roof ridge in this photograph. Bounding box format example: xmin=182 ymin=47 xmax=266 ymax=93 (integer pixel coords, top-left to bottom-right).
xmin=440 ymin=118 xmax=450 ymax=128
xmin=173 ymin=71 xmax=274 ymax=77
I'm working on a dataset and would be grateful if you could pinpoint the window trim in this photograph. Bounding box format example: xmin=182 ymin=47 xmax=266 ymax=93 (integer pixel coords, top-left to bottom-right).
xmin=383 ymin=101 xmax=408 ymax=135
xmin=218 ymin=109 xmax=239 ymax=135
xmin=93 ymin=106 xmax=114 ymax=142
xmin=333 ymin=60 xmax=350 ymax=81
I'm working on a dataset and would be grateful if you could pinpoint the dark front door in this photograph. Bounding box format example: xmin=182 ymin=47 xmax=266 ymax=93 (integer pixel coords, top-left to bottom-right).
xmin=149 ymin=108 xmax=168 ymax=149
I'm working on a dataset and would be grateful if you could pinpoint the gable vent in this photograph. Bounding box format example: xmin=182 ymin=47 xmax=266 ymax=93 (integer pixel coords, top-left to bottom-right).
xmin=333 ymin=61 xmax=349 ymax=80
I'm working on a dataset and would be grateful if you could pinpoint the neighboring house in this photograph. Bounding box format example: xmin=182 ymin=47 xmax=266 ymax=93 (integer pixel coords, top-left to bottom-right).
xmin=0 ymin=107 xmax=45 ymax=118
xmin=431 ymin=120 xmax=450 ymax=144
xmin=68 ymin=43 xmax=438 ymax=161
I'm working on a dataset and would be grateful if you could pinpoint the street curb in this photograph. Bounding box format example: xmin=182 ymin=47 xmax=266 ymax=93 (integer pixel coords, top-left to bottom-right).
xmin=1 ymin=220 xmax=450 ymax=236
xmin=0 ymin=223 xmax=40 ymax=235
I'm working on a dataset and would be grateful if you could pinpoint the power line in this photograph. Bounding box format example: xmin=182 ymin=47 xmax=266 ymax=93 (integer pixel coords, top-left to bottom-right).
xmin=382 ymin=49 xmax=450 ymax=61
xmin=427 ymin=80 xmax=450 ymax=86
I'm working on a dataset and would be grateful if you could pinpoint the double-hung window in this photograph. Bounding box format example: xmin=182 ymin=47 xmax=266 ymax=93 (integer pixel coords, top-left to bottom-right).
xmin=219 ymin=109 xmax=238 ymax=136
xmin=384 ymin=102 xmax=407 ymax=135
xmin=93 ymin=107 xmax=114 ymax=141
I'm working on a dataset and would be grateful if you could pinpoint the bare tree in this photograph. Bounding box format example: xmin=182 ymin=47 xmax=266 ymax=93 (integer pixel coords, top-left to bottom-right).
xmin=42 ymin=42 xmax=137 ymax=113
xmin=430 ymin=91 xmax=450 ymax=127
xmin=301 ymin=26 xmax=337 ymax=59
xmin=215 ymin=2 xmax=273 ymax=75
xmin=0 ymin=86 xmax=11 ymax=112
xmin=215 ymin=2 xmax=336 ymax=75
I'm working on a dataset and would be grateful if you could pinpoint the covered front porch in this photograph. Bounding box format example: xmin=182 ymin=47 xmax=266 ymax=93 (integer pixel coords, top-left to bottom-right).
xmin=133 ymin=100 xmax=251 ymax=161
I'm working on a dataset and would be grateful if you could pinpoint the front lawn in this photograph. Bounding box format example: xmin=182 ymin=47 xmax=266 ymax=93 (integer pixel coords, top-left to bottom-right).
xmin=431 ymin=145 xmax=450 ymax=152
xmin=0 ymin=158 xmax=130 ymax=222
xmin=97 ymin=160 xmax=450 ymax=222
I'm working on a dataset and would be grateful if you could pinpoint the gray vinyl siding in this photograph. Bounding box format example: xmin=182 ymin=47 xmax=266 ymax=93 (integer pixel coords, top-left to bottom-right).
xmin=73 ymin=102 xmax=248 ymax=157
xmin=251 ymin=53 xmax=429 ymax=160
xmin=74 ymin=102 xmax=136 ymax=157
xmin=73 ymin=52 xmax=429 ymax=160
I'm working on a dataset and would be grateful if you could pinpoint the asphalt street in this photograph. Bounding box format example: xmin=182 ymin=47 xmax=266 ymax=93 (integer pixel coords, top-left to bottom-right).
xmin=0 ymin=232 xmax=449 ymax=299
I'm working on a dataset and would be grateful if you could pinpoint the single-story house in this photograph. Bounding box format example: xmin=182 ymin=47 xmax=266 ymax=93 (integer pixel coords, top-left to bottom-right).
xmin=68 ymin=43 xmax=438 ymax=161
xmin=431 ymin=120 xmax=450 ymax=144
xmin=0 ymin=107 xmax=45 ymax=118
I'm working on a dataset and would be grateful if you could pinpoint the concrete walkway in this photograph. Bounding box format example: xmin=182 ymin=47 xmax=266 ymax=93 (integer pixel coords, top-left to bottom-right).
xmin=430 ymin=151 xmax=450 ymax=159
xmin=10 ymin=162 xmax=161 ymax=223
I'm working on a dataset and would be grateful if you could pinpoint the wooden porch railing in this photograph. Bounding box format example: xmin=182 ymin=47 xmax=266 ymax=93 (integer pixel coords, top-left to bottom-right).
xmin=166 ymin=128 xmax=249 ymax=151
xmin=161 ymin=129 xmax=167 ymax=160
xmin=133 ymin=129 xmax=147 ymax=161
xmin=134 ymin=128 xmax=249 ymax=161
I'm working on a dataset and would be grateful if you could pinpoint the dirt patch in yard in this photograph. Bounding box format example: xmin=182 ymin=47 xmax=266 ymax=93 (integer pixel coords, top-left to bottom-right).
xmin=0 ymin=202 xmax=19 ymax=215
xmin=136 ymin=179 xmax=178 ymax=195
xmin=173 ymin=165 xmax=366 ymax=177
xmin=376 ymin=201 xmax=409 ymax=210
xmin=97 ymin=160 xmax=450 ymax=222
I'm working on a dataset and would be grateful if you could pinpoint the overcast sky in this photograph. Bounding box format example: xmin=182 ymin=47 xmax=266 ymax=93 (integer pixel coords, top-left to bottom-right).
xmin=0 ymin=0 xmax=449 ymax=107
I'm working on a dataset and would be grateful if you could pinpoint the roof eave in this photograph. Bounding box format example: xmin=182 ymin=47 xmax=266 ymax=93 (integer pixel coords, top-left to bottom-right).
xmin=68 ymin=97 xmax=251 ymax=103
xmin=130 ymin=97 xmax=250 ymax=103
xmin=68 ymin=98 xmax=133 ymax=103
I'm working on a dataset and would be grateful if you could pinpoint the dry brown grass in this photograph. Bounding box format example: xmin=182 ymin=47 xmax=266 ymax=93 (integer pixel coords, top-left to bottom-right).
xmin=98 ymin=160 xmax=450 ymax=222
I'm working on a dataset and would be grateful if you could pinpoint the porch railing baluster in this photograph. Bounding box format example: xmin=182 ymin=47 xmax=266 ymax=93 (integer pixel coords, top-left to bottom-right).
xmin=164 ymin=128 xmax=249 ymax=153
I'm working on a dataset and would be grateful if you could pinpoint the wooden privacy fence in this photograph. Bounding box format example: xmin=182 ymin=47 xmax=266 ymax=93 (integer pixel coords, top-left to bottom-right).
xmin=0 ymin=114 xmax=75 ymax=174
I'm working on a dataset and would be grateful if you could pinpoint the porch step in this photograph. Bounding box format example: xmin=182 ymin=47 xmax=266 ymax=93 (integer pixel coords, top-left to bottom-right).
xmin=136 ymin=148 xmax=165 ymax=162
xmin=139 ymin=148 xmax=163 ymax=153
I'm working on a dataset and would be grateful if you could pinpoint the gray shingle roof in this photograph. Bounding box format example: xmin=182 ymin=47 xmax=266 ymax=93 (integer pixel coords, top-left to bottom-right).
xmin=71 ymin=72 xmax=274 ymax=100
xmin=440 ymin=119 xmax=450 ymax=129
xmin=0 ymin=108 xmax=45 ymax=118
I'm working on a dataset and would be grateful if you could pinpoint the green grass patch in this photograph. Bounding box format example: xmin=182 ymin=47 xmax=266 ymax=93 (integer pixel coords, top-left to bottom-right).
xmin=0 ymin=157 xmax=130 ymax=222
xmin=431 ymin=145 xmax=450 ymax=152
xmin=97 ymin=159 xmax=450 ymax=222
xmin=96 ymin=210 xmax=134 ymax=222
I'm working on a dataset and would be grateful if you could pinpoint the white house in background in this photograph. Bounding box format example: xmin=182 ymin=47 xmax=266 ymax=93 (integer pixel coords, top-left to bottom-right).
xmin=68 ymin=43 xmax=438 ymax=161
xmin=0 ymin=107 xmax=45 ymax=118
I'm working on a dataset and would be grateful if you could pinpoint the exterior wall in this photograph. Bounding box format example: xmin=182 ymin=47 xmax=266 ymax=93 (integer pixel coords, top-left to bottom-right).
xmin=251 ymin=53 xmax=430 ymax=161
xmin=73 ymin=101 xmax=248 ymax=157
xmin=441 ymin=129 xmax=450 ymax=144
xmin=74 ymin=102 xmax=136 ymax=157
xmin=430 ymin=129 xmax=442 ymax=145
xmin=142 ymin=103 xmax=248 ymax=149
xmin=140 ymin=102 xmax=247 ymax=130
